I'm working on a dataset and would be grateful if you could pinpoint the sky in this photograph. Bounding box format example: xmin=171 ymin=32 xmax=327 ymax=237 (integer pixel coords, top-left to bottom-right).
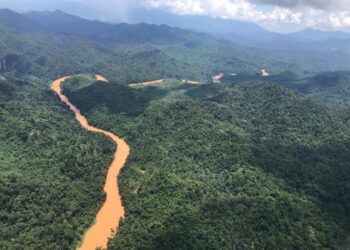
xmin=0 ymin=0 xmax=350 ymax=32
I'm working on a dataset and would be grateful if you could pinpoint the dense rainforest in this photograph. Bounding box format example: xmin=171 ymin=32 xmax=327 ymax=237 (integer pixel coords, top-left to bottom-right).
xmin=0 ymin=76 xmax=116 ymax=249
xmin=65 ymin=77 xmax=350 ymax=249
xmin=0 ymin=8 xmax=350 ymax=250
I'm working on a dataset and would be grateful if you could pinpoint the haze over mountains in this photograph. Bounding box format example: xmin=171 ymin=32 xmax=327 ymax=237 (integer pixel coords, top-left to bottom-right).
xmin=2 ymin=7 xmax=350 ymax=80
xmin=12 ymin=1 xmax=350 ymax=54
xmin=3 ymin=0 xmax=350 ymax=52
xmin=126 ymin=8 xmax=350 ymax=52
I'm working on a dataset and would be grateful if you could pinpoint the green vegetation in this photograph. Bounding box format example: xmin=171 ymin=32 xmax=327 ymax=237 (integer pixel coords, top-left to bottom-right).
xmin=284 ymin=71 xmax=350 ymax=107
xmin=0 ymin=77 xmax=116 ymax=249
xmin=65 ymin=78 xmax=350 ymax=249
xmin=1 ymin=8 xmax=350 ymax=250
xmin=2 ymin=9 xmax=350 ymax=83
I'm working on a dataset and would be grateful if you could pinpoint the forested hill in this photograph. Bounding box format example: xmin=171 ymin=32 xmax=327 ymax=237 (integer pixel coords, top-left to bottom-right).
xmin=24 ymin=10 xmax=208 ymax=44
xmin=62 ymin=76 xmax=350 ymax=249
xmin=1 ymin=9 xmax=350 ymax=82
xmin=285 ymin=71 xmax=350 ymax=107
xmin=0 ymin=9 xmax=43 ymax=32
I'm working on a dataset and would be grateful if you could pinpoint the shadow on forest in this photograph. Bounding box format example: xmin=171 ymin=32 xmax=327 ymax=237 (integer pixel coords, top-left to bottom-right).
xmin=185 ymin=83 xmax=224 ymax=100
xmin=65 ymin=81 xmax=169 ymax=116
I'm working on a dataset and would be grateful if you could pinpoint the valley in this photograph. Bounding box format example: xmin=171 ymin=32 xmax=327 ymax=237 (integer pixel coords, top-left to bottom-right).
xmin=0 ymin=7 xmax=350 ymax=250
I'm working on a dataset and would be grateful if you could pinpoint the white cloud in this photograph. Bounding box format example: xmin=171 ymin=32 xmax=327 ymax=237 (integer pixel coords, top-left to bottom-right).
xmin=249 ymin=0 xmax=350 ymax=11
xmin=145 ymin=0 xmax=350 ymax=32
xmin=147 ymin=0 xmax=256 ymax=17
xmin=147 ymin=0 xmax=205 ymax=14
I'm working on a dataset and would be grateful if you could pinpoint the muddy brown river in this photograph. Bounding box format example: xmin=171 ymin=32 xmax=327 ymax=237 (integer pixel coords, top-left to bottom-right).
xmin=51 ymin=75 xmax=130 ymax=250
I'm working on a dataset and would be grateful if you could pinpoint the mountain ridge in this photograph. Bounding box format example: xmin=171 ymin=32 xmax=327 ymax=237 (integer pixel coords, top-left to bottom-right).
xmin=289 ymin=28 xmax=350 ymax=41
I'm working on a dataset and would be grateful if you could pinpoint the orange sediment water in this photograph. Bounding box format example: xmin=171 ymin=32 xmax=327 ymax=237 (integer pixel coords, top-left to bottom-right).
xmin=95 ymin=74 xmax=109 ymax=82
xmin=129 ymin=79 xmax=200 ymax=87
xmin=51 ymin=76 xmax=130 ymax=250
xmin=128 ymin=79 xmax=165 ymax=87
xmin=260 ymin=69 xmax=270 ymax=77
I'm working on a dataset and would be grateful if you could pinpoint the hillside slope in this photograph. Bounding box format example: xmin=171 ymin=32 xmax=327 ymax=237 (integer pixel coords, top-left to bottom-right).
xmin=64 ymin=78 xmax=350 ymax=249
xmin=284 ymin=71 xmax=350 ymax=107
xmin=0 ymin=9 xmax=344 ymax=79
xmin=1 ymin=8 xmax=350 ymax=250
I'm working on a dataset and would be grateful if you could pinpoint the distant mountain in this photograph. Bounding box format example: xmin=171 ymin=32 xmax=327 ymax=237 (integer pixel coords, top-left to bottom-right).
xmin=24 ymin=10 xmax=212 ymax=44
xmin=14 ymin=6 xmax=350 ymax=53
xmin=24 ymin=9 xmax=110 ymax=37
xmin=17 ymin=8 xmax=350 ymax=54
xmin=128 ymin=8 xmax=267 ymax=35
xmin=46 ymin=1 xmax=100 ymax=20
xmin=127 ymin=8 xmax=290 ymax=47
xmin=287 ymin=29 xmax=350 ymax=53
xmin=2 ymin=9 xmax=350 ymax=80
xmin=289 ymin=28 xmax=350 ymax=41
xmin=3 ymin=0 xmax=100 ymax=20
xmin=127 ymin=9 xmax=350 ymax=52
xmin=0 ymin=8 xmax=43 ymax=32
